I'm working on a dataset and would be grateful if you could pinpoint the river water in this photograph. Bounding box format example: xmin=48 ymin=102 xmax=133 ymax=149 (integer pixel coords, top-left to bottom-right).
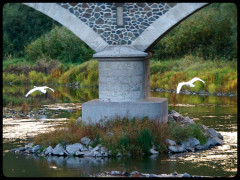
xmin=2 ymin=85 xmax=237 ymax=177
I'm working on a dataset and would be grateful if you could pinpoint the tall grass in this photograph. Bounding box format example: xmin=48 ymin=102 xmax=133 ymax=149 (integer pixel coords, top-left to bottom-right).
xmin=3 ymin=57 xmax=237 ymax=93
xmin=33 ymin=116 xmax=207 ymax=156
xmin=150 ymin=55 xmax=237 ymax=93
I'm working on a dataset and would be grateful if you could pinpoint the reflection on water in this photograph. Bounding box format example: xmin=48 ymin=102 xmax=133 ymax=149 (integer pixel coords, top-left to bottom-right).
xmin=2 ymin=85 xmax=237 ymax=177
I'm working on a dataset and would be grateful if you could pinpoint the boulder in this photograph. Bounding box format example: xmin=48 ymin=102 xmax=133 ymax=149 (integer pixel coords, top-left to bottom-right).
xmin=168 ymin=114 xmax=174 ymax=122
xmin=205 ymin=137 xmax=224 ymax=147
xmin=195 ymin=145 xmax=209 ymax=150
xmin=170 ymin=110 xmax=185 ymax=122
xmin=75 ymin=150 xmax=84 ymax=156
xmin=183 ymin=117 xmax=195 ymax=125
xmin=166 ymin=139 xmax=176 ymax=146
xmin=52 ymin=144 xmax=66 ymax=156
xmin=44 ymin=146 xmax=53 ymax=155
xmin=25 ymin=142 xmax=34 ymax=149
xmin=80 ymin=137 xmax=91 ymax=146
xmin=149 ymin=148 xmax=159 ymax=155
xmin=32 ymin=145 xmax=41 ymax=153
xmin=82 ymin=150 xmax=94 ymax=157
xmin=182 ymin=173 xmax=191 ymax=177
xmin=168 ymin=145 xmax=187 ymax=153
xmin=184 ymin=146 xmax=194 ymax=152
xmin=117 ymin=152 xmax=122 ymax=157
xmin=93 ymin=144 xmax=101 ymax=151
xmin=110 ymin=171 xmax=121 ymax=175
xmin=206 ymin=128 xmax=217 ymax=137
xmin=181 ymin=137 xmax=200 ymax=147
xmin=93 ymin=151 xmax=102 ymax=157
xmin=217 ymin=132 xmax=223 ymax=140
xmin=88 ymin=145 xmax=93 ymax=151
xmin=66 ymin=143 xmax=84 ymax=155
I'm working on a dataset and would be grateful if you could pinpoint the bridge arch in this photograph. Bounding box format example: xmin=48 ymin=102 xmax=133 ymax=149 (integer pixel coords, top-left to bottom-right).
xmin=23 ymin=3 xmax=208 ymax=53
xmin=131 ymin=3 xmax=208 ymax=52
xmin=23 ymin=3 xmax=108 ymax=52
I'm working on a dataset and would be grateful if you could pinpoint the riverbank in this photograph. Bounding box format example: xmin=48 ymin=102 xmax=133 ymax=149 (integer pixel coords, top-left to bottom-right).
xmin=3 ymin=56 xmax=237 ymax=95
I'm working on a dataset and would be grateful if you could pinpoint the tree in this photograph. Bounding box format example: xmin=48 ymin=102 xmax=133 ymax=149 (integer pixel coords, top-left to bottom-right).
xmin=3 ymin=3 xmax=60 ymax=58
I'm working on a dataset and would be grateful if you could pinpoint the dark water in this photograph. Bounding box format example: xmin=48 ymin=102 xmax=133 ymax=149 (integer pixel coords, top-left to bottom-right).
xmin=2 ymin=85 xmax=237 ymax=177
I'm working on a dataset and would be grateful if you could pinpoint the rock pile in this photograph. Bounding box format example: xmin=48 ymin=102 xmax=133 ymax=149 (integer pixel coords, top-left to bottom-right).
xmin=167 ymin=110 xmax=224 ymax=153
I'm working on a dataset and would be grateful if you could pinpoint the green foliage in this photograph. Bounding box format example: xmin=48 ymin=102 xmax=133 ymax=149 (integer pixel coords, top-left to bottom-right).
xmin=150 ymin=56 xmax=237 ymax=93
xmin=187 ymin=123 xmax=207 ymax=145
xmin=152 ymin=3 xmax=237 ymax=60
xmin=136 ymin=128 xmax=153 ymax=154
xmin=28 ymin=71 xmax=45 ymax=84
xmin=208 ymin=83 xmax=217 ymax=94
xmin=61 ymin=59 xmax=98 ymax=86
xmin=25 ymin=26 xmax=94 ymax=64
xmin=3 ymin=3 xmax=59 ymax=58
xmin=168 ymin=121 xmax=189 ymax=144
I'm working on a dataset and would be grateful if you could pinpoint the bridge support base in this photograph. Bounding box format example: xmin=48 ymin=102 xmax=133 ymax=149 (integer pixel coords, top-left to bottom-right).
xmin=81 ymin=45 xmax=168 ymax=124
xmin=82 ymin=97 xmax=168 ymax=123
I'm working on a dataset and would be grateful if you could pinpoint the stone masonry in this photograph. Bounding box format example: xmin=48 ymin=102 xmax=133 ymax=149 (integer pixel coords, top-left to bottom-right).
xmin=57 ymin=3 xmax=174 ymax=45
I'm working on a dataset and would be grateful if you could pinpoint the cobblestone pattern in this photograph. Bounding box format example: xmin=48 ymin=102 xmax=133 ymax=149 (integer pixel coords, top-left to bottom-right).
xmin=98 ymin=59 xmax=149 ymax=102
xmin=57 ymin=3 xmax=175 ymax=45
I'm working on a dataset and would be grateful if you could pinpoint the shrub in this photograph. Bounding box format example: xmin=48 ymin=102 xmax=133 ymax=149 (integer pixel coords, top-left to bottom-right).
xmin=25 ymin=26 xmax=94 ymax=64
xmin=136 ymin=128 xmax=153 ymax=154
xmin=152 ymin=3 xmax=237 ymax=60
xmin=187 ymin=123 xmax=207 ymax=145
xmin=28 ymin=71 xmax=45 ymax=84
xmin=208 ymin=83 xmax=217 ymax=94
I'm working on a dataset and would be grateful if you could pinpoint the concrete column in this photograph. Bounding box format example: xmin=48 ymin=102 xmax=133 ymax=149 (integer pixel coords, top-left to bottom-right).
xmin=82 ymin=45 xmax=168 ymax=123
xmin=98 ymin=55 xmax=150 ymax=102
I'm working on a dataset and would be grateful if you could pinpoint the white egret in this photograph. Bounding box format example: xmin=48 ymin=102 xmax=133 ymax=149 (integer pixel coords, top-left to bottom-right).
xmin=176 ymin=77 xmax=205 ymax=94
xmin=25 ymin=86 xmax=54 ymax=97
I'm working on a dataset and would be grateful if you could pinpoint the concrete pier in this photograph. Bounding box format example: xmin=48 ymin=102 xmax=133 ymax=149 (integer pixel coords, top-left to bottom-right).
xmin=82 ymin=45 xmax=168 ymax=123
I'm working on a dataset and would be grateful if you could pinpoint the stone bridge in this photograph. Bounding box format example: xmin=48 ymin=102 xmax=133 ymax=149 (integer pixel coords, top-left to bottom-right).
xmin=24 ymin=2 xmax=208 ymax=123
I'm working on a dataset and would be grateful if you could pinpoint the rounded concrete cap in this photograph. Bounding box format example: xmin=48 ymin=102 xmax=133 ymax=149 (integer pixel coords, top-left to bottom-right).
xmin=93 ymin=45 xmax=148 ymax=58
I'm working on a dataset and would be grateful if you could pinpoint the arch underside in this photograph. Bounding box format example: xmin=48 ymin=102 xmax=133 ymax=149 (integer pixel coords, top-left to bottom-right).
xmin=23 ymin=3 xmax=208 ymax=53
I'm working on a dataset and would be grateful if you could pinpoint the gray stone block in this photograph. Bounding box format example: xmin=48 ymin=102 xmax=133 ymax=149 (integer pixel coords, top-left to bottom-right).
xmin=82 ymin=97 xmax=168 ymax=123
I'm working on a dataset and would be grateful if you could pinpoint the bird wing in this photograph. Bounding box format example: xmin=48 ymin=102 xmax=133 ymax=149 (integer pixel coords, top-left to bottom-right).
xmin=188 ymin=77 xmax=205 ymax=84
xmin=25 ymin=87 xmax=38 ymax=97
xmin=176 ymin=82 xmax=186 ymax=94
xmin=43 ymin=86 xmax=54 ymax=92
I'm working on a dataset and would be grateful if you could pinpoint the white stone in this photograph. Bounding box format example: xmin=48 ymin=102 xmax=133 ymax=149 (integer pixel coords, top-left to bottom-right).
xmin=149 ymin=148 xmax=159 ymax=155
xmin=80 ymin=137 xmax=91 ymax=146
xmin=32 ymin=145 xmax=41 ymax=153
xmin=168 ymin=145 xmax=187 ymax=153
xmin=52 ymin=144 xmax=65 ymax=156
xmin=44 ymin=146 xmax=53 ymax=155
xmin=205 ymin=137 xmax=224 ymax=147
xmin=66 ymin=143 xmax=84 ymax=155
xmin=166 ymin=139 xmax=177 ymax=146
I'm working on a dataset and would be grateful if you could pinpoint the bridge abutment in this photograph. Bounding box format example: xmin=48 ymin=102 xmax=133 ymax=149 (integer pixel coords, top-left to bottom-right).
xmin=82 ymin=46 xmax=168 ymax=123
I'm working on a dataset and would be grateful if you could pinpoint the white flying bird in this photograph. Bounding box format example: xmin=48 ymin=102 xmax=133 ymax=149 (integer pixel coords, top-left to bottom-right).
xmin=25 ymin=86 xmax=54 ymax=97
xmin=176 ymin=77 xmax=205 ymax=94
